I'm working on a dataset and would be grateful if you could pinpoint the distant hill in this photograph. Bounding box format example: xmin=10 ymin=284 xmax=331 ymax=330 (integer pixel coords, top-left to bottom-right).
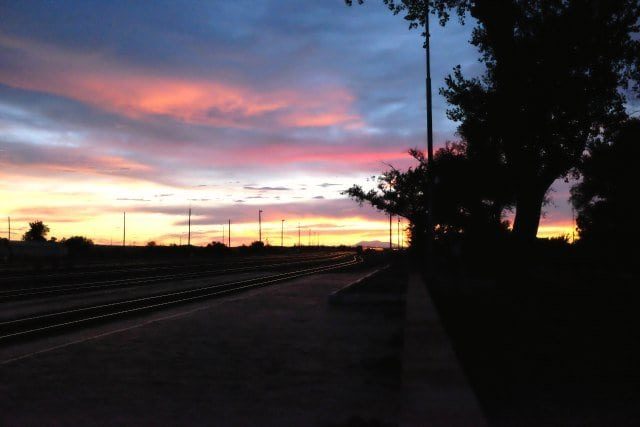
xmin=354 ymin=240 xmax=396 ymax=249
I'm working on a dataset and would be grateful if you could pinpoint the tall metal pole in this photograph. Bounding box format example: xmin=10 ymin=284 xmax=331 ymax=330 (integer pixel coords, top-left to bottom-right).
xmin=228 ymin=219 xmax=231 ymax=247
xmin=425 ymin=4 xmax=435 ymax=268
xmin=281 ymin=219 xmax=284 ymax=247
xmin=298 ymin=223 xmax=301 ymax=247
xmin=187 ymin=207 xmax=191 ymax=246
xmin=222 ymin=224 xmax=225 ymax=245
xmin=7 ymin=216 xmax=10 ymax=241
xmin=122 ymin=212 xmax=126 ymax=247
xmin=389 ymin=213 xmax=393 ymax=249
xmin=258 ymin=210 xmax=263 ymax=243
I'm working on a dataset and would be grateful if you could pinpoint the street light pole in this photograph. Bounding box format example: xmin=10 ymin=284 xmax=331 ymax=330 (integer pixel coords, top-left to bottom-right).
xmin=281 ymin=219 xmax=285 ymax=247
xmin=425 ymin=4 xmax=435 ymax=270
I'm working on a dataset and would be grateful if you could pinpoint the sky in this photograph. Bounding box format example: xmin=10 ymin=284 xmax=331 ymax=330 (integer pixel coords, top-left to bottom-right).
xmin=0 ymin=0 xmax=575 ymax=246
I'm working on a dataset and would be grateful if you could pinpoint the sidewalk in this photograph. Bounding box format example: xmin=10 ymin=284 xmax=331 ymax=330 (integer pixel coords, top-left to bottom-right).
xmin=400 ymin=273 xmax=487 ymax=427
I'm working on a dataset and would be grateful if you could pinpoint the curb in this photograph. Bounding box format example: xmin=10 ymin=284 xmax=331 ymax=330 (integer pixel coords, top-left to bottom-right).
xmin=400 ymin=272 xmax=487 ymax=427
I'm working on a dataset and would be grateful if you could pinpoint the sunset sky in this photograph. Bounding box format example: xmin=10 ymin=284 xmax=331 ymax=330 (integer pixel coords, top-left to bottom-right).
xmin=0 ymin=0 xmax=575 ymax=246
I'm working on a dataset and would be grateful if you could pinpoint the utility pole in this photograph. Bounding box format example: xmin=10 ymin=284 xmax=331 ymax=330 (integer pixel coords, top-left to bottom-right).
xmin=187 ymin=207 xmax=191 ymax=246
xmin=298 ymin=223 xmax=301 ymax=247
xmin=7 ymin=216 xmax=10 ymax=241
xmin=228 ymin=219 xmax=231 ymax=247
xmin=389 ymin=213 xmax=393 ymax=250
xmin=122 ymin=212 xmax=126 ymax=247
xmin=258 ymin=210 xmax=263 ymax=243
xmin=222 ymin=224 xmax=225 ymax=245
xmin=571 ymin=207 xmax=576 ymax=244
xmin=308 ymin=229 xmax=311 ymax=246
xmin=424 ymin=3 xmax=435 ymax=269
xmin=281 ymin=219 xmax=285 ymax=247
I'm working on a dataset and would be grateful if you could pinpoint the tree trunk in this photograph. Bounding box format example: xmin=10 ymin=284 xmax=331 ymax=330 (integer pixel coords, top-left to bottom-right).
xmin=512 ymin=186 xmax=547 ymax=242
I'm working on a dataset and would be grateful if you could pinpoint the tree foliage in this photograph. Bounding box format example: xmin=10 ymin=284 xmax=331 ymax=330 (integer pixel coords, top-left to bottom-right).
xmin=570 ymin=118 xmax=640 ymax=247
xmin=62 ymin=236 xmax=94 ymax=247
xmin=347 ymin=0 xmax=640 ymax=241
xmin=22 ymin=221 xmax=50 ymax=242
xmin=344 ymin=144 xmax=511 ymax=249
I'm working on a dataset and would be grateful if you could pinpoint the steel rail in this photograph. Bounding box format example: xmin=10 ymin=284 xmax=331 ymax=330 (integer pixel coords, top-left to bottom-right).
xmin=0 ymin=252 xmax=342 ymax=283
xmin=0 ymin=255 xmax=362 ymax=343
xmin=0 ymin=253 xmax=348 ymax=301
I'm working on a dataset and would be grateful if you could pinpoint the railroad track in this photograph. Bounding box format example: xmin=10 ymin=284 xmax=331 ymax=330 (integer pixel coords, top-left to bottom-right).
xmin=0 ymin=254 xmax=361 ymax=344
xmin=0 ymin=253 xmax=347 ymax=301
xmin=0 ymin=252 xmax=342 ymax=284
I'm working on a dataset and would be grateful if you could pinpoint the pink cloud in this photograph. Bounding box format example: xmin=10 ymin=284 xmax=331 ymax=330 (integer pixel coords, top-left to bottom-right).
xmin=0 ymin=35 xmax=363 ymax=130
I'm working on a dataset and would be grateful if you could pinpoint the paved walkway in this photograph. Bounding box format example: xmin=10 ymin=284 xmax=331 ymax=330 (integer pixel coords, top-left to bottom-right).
xmin=400 ymin=273 xmax=487 ymax=427
xmin=1 ymin=268 xmax=403 ymax=426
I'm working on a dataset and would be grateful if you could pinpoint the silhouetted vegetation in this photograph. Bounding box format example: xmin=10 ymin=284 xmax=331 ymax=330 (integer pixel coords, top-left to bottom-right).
xmin=344 ymin=143 xmax=511 ymax=251
xmin=22 ymin=221 xmax=50 ymax=241
xmin=344 ymin=4 xmax=640 ymax=422
xmin=61 ymin=236 xmax=94 ymax=251
xmin=250 ymin=240 xmax=265 ymax=251
xmin=571 ymin=118 xmax=640 ymax=257
xmin=347 ymin=0 xmax=640 ymax=243
xmin=206 ymin=241 xmax=230 ymax=256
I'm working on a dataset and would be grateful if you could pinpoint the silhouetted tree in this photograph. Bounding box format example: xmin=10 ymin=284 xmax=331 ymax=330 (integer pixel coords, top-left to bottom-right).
xmin=207 ymin=241 xmax=227 ymax=249
xmin=62 ymin=236 xmax=94 ymax=256
xmin=250 ymin=241 xmax=265 ymax=251
xmin=63 ymin=235 xmax=94 ymax=248
xmin=22 ymin=221 xmax=50 ymax=241
xmin=347 ymin=0 xmax=640 ymax=242
xmin=570 ymin=118 xmax=640 ymax=249
xmin=344 ymin=144 xmax=511 ymax=249
xmin=146 ymin=241 xmax=157 ymax=247
xmin=206 ymin=241 xmax=229 ymax=256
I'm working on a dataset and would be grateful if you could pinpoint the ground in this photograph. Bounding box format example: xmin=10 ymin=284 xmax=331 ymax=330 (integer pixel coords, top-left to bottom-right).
xmin=1 ymin=268 xmax=405 ymax=426
xmin=430 ymin=252 xmax=640 ymax=426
